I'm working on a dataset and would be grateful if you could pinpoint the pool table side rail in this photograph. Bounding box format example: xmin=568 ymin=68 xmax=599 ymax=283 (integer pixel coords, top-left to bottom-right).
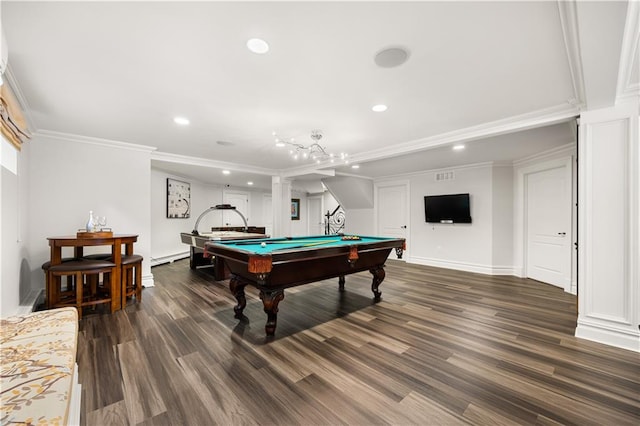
xmin=204 ymin=236 xmax=404 ymax=257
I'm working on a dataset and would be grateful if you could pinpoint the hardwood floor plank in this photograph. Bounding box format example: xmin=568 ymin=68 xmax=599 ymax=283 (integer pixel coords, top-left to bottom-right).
xmin=85 ymin=400 xmax=129 ymax=426
xmin=175 ymin=352 xmax=259 ymax=426
xmin=399 ymin=391 xmax=471 ymax=425
xmin=74 ymin=259 xmax=639 ymax=425
xmin=463 ymin=402 xmax=526 ymax=426
xmin=117 ymin=340 xmax=167 ymax=424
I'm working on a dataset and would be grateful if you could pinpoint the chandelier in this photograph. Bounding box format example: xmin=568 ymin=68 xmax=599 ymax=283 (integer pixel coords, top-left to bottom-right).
xmin=273 ymin=130 xmax=349 ymax=164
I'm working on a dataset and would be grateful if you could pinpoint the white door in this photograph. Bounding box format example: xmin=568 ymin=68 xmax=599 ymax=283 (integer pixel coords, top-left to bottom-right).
xmin=376 ymin=182 xmax=409 ymax=260
xmin=307 ymin=196 xmax=324 ymax=235
xmin=223 ymin=191 xmax=249 ymax=227
xmin=526 ymin=166 xmax=571 ymax=289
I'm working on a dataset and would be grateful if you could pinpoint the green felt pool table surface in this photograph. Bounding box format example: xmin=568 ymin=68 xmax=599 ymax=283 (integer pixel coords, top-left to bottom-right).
xmin=211 ymin=234 xmax=397 ymax=254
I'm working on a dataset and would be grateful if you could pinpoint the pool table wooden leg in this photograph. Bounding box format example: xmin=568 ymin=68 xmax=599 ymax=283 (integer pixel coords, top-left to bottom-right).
xmin=338 ymin=275 xmax=345 ymax=292
xmin=229 ymin=275 xmax=247 ymax=318
xmin=369 ymin=266 xmax=385 ymax=300
xmin=260 ymin=289 xmax=285 ymax=336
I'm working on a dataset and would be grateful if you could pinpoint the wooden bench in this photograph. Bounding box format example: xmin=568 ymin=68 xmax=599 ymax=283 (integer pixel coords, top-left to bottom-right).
xmin=1 ymin=307 xmax=81 ymax=425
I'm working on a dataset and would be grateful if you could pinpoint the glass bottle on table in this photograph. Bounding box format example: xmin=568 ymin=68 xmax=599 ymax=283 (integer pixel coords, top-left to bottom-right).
xmin=86 ymin=210 xmax=95 ymax=232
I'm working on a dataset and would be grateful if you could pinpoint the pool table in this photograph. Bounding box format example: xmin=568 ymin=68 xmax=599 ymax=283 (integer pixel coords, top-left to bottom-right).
xmin=204 ymin=234 xmax=405 ymax=336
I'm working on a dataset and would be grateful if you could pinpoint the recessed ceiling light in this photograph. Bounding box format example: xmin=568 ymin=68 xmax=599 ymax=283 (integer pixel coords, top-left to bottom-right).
xmin=247 ymin=38 xmax=269 ymax=54
xmin=453 ymin=144 xmax=465 ymax=151
xmin=216 ymin=140 xmax=234 ymax=146
xmin=372 ymin=104 xmax=388 ymax=112
xmin=174 ymin=117 xmax=190 ymax=125
xmin=275 ymin=142 xmax=286 ymax=147
xmin=222 ymin=170 xmax=231 ymax=175
xmin=352 ymin=164 xmax=360 ymax=169
xmin=247 ymin=181 xmax=254 ymax=186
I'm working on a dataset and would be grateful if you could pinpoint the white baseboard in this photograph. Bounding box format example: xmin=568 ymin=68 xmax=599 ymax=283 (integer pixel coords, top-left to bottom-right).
xmin=576 ymin=319 xmax=640 ymax=352
xmin=150 ymin=252 xmax=189 ymax=267
xmin=13 ymin=289 xmax=44 ymax=316
xmin=142 ymin=273 xmax=155 ymax=288
xmin=67 ymin=363 xmax=81 ymax=426
xmin=408 ymin=256 xmax=516 ymax=276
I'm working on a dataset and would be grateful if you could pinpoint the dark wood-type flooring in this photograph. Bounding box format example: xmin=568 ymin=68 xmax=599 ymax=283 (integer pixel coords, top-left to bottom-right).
xmin=78 ymin=259 xmax=640 ymax=425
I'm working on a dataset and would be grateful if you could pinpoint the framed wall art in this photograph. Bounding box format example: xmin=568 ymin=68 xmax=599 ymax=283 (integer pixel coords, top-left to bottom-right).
xmin=167 ymin=178 xmax=191 ymax=218
xmin=291 ymin=198 xmax=300 ymax=220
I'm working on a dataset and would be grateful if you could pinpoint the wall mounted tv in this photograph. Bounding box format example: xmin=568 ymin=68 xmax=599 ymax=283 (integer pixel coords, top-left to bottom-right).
xmin=424 ymin=193 xmax=472 ymax=223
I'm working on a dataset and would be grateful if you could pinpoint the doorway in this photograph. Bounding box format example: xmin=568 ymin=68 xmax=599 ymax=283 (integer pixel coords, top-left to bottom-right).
xmin=375 ymin=180 xmax=409 ymax=260
xmin=307 ymin=195 xmax=324 ymax=235
xmin=223 ymin=190 xmax=249 ymax=227
xmin=523 ymin=158 xmax=573 ymax=291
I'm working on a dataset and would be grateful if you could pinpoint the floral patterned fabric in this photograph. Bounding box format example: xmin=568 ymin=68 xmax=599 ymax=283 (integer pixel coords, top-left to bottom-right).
xmin=1 ymin=308 xmax=78 ymax=426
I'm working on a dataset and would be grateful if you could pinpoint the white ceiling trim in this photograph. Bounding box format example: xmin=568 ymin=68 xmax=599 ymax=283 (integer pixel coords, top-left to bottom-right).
xmin=36 ymin=129 xmax=157 ymax=153
xmin=616 ymin=0 xmax=640 ymax=102
xmin=345 ymin=103 xmax=579 ymax=166
xmin=5 ymin=67 xmax=37 ymax=133
xmin=281 ymin=168 xmax=335 ymax=179
xmin=512 ymin=143 xmax=576 ymax=168
xmin=151 ymin=151 xmax=273 ymax=176
xmin=370 ymin=161 xmax=501 ymax=182
xmin=557 ymin=0 xmax=587 ymax=109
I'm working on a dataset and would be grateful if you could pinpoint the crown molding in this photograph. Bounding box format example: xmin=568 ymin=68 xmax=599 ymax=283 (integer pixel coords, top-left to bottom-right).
xmin=513 ymin=143 xmax=576 ymax=168
xmin=5 ymin=66 xmax=37 ymax=133
xmin=369 ymin=161 xmax=499 ymax=182
xmin=334 ymin=170 xmax=375 ymax=180
xmin=557 ymin=0 xmax=587 ymax=109
xmin=346 ymin=103 xmax=579 ymax=166
xmin=151 ymin=150 xmax=274 ymax=176
xmin=280 ymin=165 xmax=336 ymax=179
xmin=616 ymin=0 xmax=640 ymax=102
xmin=35 ymin=129 xmax=157 ymax=153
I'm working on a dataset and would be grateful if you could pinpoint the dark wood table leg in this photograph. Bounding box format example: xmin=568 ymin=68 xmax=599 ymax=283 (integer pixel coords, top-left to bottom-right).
xmin=259 ymin=289 xmax=285 ymax=336
xmin=111 ymin=239 xmax=122 ymax=312
xmin=190 ymin=247 xmax=197 ymax=269
xmin=338 ymin=275 xmax=345 ymax=292
xmin=229 ymin=275 xmax=248 ymax=318
xmin=369 ymin=266 xmax=385 ymax=300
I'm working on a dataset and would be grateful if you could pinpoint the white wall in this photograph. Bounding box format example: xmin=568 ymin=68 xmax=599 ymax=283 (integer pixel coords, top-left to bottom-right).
xmin=408 ymin=164 xmax=496 ymax=273
xmin=150 ymin=168 xmax=271 ymax=263
xmin=0 ymin=136 xmax=31 ymax=317
xmin=28 ymin=134 xmax=155 ymax=289
xmin=492 ymin=165 xmax=514 ymax=271
xmin=343 ymin=209 xmax=375 ymax=235
xmin=150 ymin=168 xmax=221 ymax=264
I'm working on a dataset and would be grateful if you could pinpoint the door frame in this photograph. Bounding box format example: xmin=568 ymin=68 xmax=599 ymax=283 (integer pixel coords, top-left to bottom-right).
xmin=374 ymin=179 xmax=410 ymax=260
xmin=222 ymin=189 xmax=250 ymax=226
xmin=514 ymin=153 xmax=575 ymax=293
xmin=306 ymin=194 xmax=324 ymax=235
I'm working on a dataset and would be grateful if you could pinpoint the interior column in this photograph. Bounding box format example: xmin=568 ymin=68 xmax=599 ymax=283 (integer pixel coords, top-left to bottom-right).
xmin=271 ymin=175 xmax=292 ymax=238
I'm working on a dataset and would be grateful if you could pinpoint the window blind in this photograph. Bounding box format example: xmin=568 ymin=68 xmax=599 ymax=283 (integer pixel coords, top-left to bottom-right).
xmin=0 ymin=82 xmax=31 ymax=150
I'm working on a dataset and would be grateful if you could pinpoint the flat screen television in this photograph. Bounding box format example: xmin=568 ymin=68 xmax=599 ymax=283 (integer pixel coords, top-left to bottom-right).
xmin=424 ymin=193 xmax=472 ymax=223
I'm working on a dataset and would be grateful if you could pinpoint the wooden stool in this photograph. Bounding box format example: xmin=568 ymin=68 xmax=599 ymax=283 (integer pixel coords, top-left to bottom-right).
xmin=42 ymin=258 xmax=76 ymax=309
xmin=47 ymin=259 xmax=117 ymax=318
xmin=84 ymin=253 xmax=144 ymax=307
xmin=121 ymin=254 xmax=143 ymax=307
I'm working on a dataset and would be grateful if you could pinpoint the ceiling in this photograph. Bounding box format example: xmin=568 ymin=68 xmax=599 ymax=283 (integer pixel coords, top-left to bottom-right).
xmin=1 ymin=1 xmax=635 ymax=191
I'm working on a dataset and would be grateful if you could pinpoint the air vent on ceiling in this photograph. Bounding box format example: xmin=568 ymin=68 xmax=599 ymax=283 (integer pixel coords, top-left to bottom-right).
xmin=435 ymin=171 xmax=455 ymax=182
